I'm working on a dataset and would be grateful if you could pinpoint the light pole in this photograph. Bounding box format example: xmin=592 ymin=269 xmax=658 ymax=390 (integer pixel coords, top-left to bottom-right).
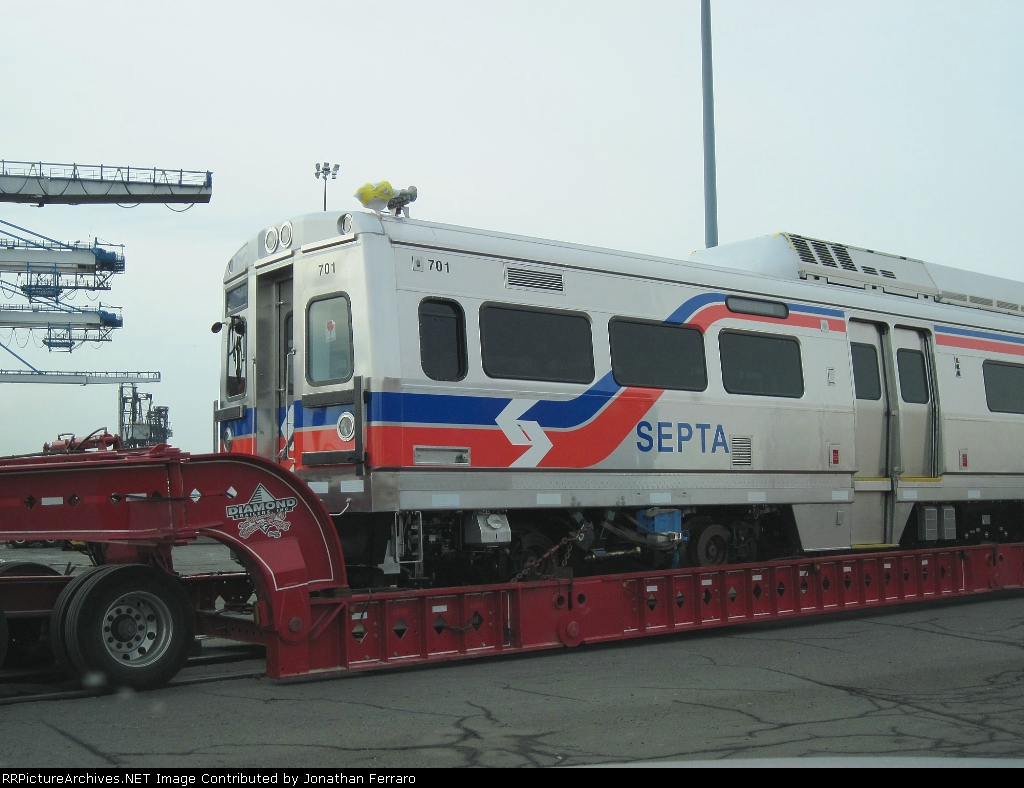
xmin=314 ymin=162 xmax=340 ymax=211
xmin=701 ymin=0 xmax=718 ymax=249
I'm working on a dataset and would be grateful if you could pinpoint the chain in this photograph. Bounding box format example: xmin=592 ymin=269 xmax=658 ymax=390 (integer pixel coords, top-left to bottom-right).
xmin=511 ymin=524 xmax=586 ymax=583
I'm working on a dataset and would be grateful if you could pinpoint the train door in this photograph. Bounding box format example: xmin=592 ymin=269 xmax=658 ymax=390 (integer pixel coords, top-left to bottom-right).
xmin=278 ymin=284 xmax=295 ymax=463
xmin=254 ymin=270 xmax=294 ymax=462
xmin=849 ymin=321 xmax=890 ymax=544
xmin=891 ymin=327 xmax=935 ymax=479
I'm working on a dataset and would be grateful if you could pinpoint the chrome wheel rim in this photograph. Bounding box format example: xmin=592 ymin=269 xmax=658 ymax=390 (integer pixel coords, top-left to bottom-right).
xmin=100 ymin=591 xmax=173 ymax=667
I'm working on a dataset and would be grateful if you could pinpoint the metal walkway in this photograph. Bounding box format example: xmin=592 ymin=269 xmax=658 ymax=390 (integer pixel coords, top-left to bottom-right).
xmin=0 ymin=370 xmax=159 ymax=384
xmin=0 ymin=160 xmax=212 ymax=205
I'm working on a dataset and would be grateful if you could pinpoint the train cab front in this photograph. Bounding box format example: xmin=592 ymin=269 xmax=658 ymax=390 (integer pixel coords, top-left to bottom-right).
xmin=213 ymin=209 xmax=378 ymax=476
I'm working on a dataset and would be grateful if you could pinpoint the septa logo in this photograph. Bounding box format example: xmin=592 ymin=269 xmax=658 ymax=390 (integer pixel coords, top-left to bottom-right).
xmin=226 ymin=483 xmax=298 ymax=539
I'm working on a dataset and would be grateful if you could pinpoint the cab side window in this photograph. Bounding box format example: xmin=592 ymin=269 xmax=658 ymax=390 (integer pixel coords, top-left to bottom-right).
xmin=224 ymin=282 xmax=248 ymax=399
xmin=225 ymin=317 xmax=247 ymax=398
xmin=419 ymin=299 xmax=467 ymax=382
xmin=307 ymin=294 xmax=353 ymax=385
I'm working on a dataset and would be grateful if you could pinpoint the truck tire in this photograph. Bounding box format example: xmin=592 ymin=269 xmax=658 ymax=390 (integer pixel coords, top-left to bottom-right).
xmin=62 ymin=564 xmax=194 ymax=690
xmin=48 ymin=566 xmax=114 ymax=677
xmin=0 ymin=562 xmax=61 ymax=578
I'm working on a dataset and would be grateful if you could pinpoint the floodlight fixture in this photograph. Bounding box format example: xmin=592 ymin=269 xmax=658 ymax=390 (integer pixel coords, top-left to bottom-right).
xmin=315 ymin=161 xmax=340 ymax=211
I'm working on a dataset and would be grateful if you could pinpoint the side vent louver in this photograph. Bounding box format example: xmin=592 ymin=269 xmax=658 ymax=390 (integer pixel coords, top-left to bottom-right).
xmin=730 ymin=436 xmax=753 ymax=468
xmin=505 ymin=266 xmax=564 ymax=293
xmin=861 ymin=266 xmax=878 ymax=276
xmin=942 ymin=292 xmax=1020 ymax=314
xmin=880 ymin=270 xmax=897 ymax=279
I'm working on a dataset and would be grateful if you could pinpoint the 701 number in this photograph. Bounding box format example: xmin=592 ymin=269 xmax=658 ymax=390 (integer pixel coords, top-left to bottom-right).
xmin=318 ymin=261 xmax=336 ymax=276
xmin=428 ymin=259 xmax=450 ymax=273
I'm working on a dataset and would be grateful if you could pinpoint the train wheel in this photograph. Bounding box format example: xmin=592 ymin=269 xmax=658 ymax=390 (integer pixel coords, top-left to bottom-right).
xmin=63 ymin=565 xmax=194 ymax=690
xmin=693 ymin=524 xmax=730 ymax=567
xmin=0 ymin=563 xmax=61 ymax=666
xmin=516 ymin=530 xmax=556 ymax=579
xmin=48 ymin=566 xmax=113 ymax=677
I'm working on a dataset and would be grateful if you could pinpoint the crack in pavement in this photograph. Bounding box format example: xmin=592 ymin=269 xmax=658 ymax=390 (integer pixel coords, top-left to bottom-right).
xmin=192 ymin=686 xmax=466 ymax=719
xmin=42 ymin=722 xmax=120 ymax=767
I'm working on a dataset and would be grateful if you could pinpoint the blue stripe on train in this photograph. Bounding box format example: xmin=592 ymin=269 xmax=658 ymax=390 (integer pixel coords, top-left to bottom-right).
xmin=369 ymin=392 xmax=510 ymax=426
xmin=935 ymin=324 xmax=1024 ymax=345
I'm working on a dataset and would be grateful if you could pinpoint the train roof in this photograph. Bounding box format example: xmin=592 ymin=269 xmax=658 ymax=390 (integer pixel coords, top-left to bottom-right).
xmin=226 ymin=210 xmax=1024 ymax=328
xmin=691 ymin=233 xmax=1024 ymax=320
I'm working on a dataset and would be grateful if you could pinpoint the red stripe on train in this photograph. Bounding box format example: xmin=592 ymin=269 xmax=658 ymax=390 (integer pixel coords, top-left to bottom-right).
xmin=539 ymin=388 xmax=661 ymax=467
xmin=689 ymin=304 xmax=845 ymax=333
xmin=936 ymin=335 xmax=1024 ymax=356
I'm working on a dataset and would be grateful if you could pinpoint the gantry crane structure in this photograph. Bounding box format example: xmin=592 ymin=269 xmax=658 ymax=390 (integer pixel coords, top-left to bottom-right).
xmin=0 ymin=158 xmax=211 ymax=385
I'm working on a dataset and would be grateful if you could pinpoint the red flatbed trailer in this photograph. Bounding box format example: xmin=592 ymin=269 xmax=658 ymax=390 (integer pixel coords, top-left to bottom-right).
xmin=0 ymin=445 xmax=1021 ymax=687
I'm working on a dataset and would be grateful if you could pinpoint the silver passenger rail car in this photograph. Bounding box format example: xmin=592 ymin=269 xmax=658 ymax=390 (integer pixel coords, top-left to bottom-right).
xmin=214 ymin=211 xmax=1024 ymax=587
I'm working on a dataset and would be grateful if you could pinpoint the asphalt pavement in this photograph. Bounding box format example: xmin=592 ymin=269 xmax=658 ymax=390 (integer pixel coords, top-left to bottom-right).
xmin=1 ymin=541 xmax=1024 ymax=767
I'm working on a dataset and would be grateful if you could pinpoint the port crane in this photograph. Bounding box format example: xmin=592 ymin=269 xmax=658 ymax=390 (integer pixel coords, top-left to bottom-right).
xmin=0 ymin=158 xmax=211 ymax=386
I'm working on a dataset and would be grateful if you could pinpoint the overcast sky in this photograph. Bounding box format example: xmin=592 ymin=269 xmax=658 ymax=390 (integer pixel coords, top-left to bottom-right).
xmin=1 ymin=1 xmax=1022 ymax=455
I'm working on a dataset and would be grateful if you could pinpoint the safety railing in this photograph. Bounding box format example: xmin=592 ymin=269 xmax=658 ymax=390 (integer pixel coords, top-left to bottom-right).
xmin=0 ymin=160 xmax=211 ymax=187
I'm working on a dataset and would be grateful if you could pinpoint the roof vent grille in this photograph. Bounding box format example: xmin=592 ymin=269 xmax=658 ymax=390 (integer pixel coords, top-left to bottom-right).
xmin=730 ymin=436 xmax=753 ymax=468
xmin=861 ymin=266 xmax=878 ymax=276
xmin=970 ymin=295 xmax=995 ymax=307
xmin=790 ymin=236 xmax=818 ymax=265
xmin=505 ymin=266 xmax=564 ymax=293
xmin=811 ymin=241 xmax=839 ymax=268
xmin=831 ymin=245 xmax=858 ymax=271
xmin=880 ymin=270 xmax=897 ymax=279
xmin=997 ymin=301 xmax=1020 ymax=312
xmin=943 ymin=292 xmax=969 ymax=302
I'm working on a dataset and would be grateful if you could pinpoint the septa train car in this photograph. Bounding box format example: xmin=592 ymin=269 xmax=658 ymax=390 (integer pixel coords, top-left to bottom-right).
xmin=214 ymin=211 xmax=1024 ymax=587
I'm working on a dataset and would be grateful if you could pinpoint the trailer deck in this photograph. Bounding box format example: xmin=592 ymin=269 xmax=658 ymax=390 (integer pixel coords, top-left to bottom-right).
xmin=0 ymin=445 xmax=1021 ymax=686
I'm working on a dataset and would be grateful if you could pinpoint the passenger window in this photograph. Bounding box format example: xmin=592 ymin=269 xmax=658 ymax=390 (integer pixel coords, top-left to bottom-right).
xmin=480 ymin=304 xmax=594 ymax=384
xmin=851 ymin=343 xmax=882 ymax=400
xmin=983 ymin=360 xmax=1024 ymax=414
xmin=609 ymin=318 xmax=707 ymax=390
xmin=720 ymin=331 xmax=804 ymax=398
xmin=307 ymin=294 xmax=353 ymax=385
xmin=896 ymin=349 xmax=929 ymax=404
xmin=225 ymin=317 xmax=247 ymax=398
xmin=419 ymin=299 xmax=467 ymax=382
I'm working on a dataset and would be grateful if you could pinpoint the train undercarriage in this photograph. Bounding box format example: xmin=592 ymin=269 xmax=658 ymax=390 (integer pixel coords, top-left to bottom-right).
xmin=339 ymin=500 xmax=1024 ymax=590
